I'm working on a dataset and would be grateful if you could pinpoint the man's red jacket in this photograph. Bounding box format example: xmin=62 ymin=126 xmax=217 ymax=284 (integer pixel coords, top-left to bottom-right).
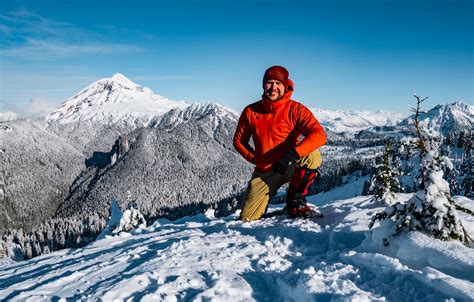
xmin=233 ymin=79 xmax=327 ymax=172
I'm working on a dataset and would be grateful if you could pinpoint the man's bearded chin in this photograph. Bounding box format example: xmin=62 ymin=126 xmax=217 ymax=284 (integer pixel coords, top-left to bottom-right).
xmin=266 ymin=90 xmax=283 ymax=101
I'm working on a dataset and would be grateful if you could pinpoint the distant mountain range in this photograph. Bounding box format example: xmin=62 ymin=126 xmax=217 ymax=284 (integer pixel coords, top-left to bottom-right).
xmin=312 ymin=108 xmax=404 ymax=133
xmin=4 ymin=73 xmax=471 ymax=136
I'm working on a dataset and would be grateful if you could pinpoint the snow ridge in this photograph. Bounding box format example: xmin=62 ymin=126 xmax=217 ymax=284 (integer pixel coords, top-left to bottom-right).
xmin=153 ymin=102 xmax=239 ymax=130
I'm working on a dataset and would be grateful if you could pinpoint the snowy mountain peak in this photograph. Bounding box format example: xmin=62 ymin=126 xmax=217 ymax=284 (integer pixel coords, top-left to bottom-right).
xmin=110 ymin=73 xmax=136 ymax=86
xmin=101 ymin=73 xmax=146 ymax=93
xmin=399 ymin=101 xmax=473 ymax=135
xmin=46 ymin=74 xmax=189 ymax=125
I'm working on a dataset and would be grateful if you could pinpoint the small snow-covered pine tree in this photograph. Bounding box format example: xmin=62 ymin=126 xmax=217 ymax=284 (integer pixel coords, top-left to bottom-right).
xmin=461 ymin=135 xmax=473 ymax=198
xmin=368 ymin=140 xmax=401 ymax=205
xmin=113 ymin=192 xmax=146 ymax=234
xmin=370 ymin=95 xmax=473 ymax=245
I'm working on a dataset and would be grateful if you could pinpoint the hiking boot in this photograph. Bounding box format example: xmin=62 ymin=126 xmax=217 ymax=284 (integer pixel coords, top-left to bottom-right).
xmin=287 ymin=203 xmax=323 ymax=219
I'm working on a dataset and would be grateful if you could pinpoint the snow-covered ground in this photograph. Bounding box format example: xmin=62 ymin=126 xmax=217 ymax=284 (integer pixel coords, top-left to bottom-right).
xmin=1 ymin=192 xmax=473 ymax=301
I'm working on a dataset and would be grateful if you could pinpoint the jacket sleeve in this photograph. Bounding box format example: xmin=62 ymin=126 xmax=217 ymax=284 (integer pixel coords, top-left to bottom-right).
xmin=233 ymin=108 xmax=256 ymax=164
xmin=293 ymin=105 xmax=327 ymax=158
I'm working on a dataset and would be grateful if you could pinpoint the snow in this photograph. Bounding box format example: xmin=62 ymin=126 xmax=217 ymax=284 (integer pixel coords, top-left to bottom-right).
xmin=1 ymin=193 xmax=473 ymax=301
xmin=315 ymin=173 xmax=369 ymax=206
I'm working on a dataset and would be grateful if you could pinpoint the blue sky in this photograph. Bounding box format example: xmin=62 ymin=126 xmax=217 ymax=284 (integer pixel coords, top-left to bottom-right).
xmin=0 ymin=0 xmax=472 ymax=116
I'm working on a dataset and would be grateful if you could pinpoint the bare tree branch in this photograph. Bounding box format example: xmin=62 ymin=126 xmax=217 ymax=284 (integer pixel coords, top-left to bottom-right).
xmin=412 ymin=95 xmax=430 ymax=154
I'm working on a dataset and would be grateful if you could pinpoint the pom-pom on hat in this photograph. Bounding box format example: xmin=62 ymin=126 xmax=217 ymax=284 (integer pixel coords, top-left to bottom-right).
xmin=263 ymin=66 xmax=289 ymax=89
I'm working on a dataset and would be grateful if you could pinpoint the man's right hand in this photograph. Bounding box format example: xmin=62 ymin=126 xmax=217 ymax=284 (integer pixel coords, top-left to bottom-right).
xmin=273 ymin=149 xmax=299 ymax=175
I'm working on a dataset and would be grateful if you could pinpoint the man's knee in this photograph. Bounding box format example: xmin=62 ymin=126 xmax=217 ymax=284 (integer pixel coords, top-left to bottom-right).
xmin=239 ymin=172 xmax=279 ymax=221
xmin=239 ymin=197 xmax=268 ymax=221
xmin=298 ymin=149 xmax=322 ymax=170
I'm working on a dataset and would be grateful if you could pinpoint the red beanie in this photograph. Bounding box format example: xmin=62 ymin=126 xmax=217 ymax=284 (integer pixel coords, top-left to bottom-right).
xmin=263 ymin=66 xmax=289 ymax=89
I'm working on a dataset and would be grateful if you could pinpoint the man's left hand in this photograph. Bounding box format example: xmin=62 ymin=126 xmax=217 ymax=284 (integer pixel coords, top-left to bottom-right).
xmin=273 ymin=149 xmax=300 ymax=175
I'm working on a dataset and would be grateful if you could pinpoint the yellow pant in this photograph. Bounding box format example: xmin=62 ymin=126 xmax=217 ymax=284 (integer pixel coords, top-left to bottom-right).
xmin=239 ymin=149 xmax=322 ymax=221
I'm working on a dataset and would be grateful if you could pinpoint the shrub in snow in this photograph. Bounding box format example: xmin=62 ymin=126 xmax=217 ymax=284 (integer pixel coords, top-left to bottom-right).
xmin=99 ymin=193 xmax=147 ymax=238
xmin=113 ymin=203 xmax=146 ymax=234
xmin=368 ymin=140 xmax=401 ymax=205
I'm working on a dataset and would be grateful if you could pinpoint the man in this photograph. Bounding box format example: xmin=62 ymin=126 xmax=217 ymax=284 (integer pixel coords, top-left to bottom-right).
xmin=233 ymin=65 xmax=327 ymax=221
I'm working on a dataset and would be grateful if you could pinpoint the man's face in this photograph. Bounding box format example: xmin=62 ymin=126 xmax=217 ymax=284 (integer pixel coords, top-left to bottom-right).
xmin=264 ymin=79 xmax=285 ymax=102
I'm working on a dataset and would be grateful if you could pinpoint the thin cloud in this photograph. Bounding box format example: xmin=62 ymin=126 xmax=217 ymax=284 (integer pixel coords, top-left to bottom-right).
xmin=99 ymin=24 xmax=160 ymax=42
xmin=2 ymin=97 xmax=58 ymax=119
xmin=0 ymin=9 xmax=145 ymax=59
xmin=133 ymin=75 xmax=192 ymax=81
xmin=0 ymin=72 xmax=101 ymax=113
xmin=2 ymin=38 xmax=143 ymax=59
xmin=0 ymin=10 xmax=73 ymax=39
xmin=24 ymin=97 xmax=57 ymax=117
xmin=0 ymin=24 xmax=10 ymax=34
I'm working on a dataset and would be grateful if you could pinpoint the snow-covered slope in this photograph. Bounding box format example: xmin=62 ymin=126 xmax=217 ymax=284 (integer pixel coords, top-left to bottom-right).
xmin=0 ymin=120 xmax=85 ymax=231
xmin=1 ymin=193 xmax=472 ymax=301
xmin=46 ymin=73 xmax=189 ymax=125
xmin=310 ymin=108 xmax=403 ymax=133
xmin=398 ymin=101 xmax=473 ymax=135
xmin=0 ymin=112 xmax=17 ymax=122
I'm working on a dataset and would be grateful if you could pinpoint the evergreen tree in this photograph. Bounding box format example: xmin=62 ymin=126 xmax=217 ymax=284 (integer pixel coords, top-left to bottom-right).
xmin=461 ymin=135 xmax=473 ymax=198
xmin=399 ymin=139 xmax=420 ymax=192
xmin=457 ymin=132 xmax=468 ymax=148
xmin=368 ymin=140 xmax=401 ymax=205
xmin=439 ymin=143 xmax=462 ymax=196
